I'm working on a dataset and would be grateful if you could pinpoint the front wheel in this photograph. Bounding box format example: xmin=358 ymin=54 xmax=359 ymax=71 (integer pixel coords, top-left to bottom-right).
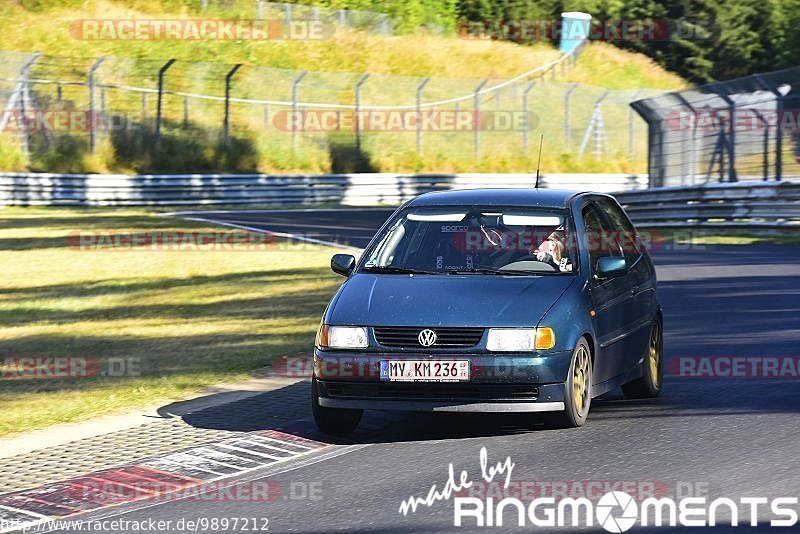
xmin=551 ymin=338 xmax=593 ymax=428
xmin=311 ymin=378 xmax=362 ymax=435
xmin=622 ymin=320 xmax=663 ymax=399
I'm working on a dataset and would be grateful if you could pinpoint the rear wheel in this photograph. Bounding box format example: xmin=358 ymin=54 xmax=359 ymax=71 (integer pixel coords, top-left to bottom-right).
xmin=311 ymin=378 xmax=362 ymax=435
xmin=622 ymin=320 xmax=663 ymax=399
xmin=551 ymin=338 xmax=592 ymax=428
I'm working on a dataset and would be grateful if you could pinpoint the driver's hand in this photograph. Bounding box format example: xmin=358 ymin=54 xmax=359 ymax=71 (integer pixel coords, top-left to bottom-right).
xmin=534 ymin=238 xmax=561 ymax=266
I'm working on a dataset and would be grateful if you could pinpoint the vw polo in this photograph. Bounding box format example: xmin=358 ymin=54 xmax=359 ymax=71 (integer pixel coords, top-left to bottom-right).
xmin=312 ymin=189 xmax=663 ymax=433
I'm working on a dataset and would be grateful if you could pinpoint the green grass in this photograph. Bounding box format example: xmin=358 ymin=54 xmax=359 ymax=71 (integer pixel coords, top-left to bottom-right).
xmin=0 ymin=206 xmax=340 ymax=436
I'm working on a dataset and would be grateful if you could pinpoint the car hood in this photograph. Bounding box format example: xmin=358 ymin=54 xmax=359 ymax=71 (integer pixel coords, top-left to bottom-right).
xmin=327 ymin=274 xmax=576 ymax=327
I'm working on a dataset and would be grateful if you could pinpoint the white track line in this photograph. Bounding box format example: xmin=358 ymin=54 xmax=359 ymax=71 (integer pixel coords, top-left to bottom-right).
xmin=167 ymin=215 xmax=363 ymax=252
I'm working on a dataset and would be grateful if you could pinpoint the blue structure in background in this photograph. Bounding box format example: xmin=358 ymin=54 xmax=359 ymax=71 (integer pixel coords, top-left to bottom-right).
xmin=559 ymin=12 xmax=592 ymax=55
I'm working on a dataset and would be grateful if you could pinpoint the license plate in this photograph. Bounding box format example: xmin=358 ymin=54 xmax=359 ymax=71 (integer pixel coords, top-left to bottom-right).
xmin=380 ymin=360 xmax=470 ymax=382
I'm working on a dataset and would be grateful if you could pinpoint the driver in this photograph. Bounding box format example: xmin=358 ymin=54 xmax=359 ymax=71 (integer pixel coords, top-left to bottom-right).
xmin=532 ymin=227 xmax=566 ymax=269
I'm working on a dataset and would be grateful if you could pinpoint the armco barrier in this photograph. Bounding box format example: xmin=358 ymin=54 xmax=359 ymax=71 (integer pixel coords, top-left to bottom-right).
xmin=0 ymin=172 xmax=647 ymax=206
xmin=614 ymin=180 xmax=800 ymax=229
xmin=2 ymin=173 xmax=796 ymax=232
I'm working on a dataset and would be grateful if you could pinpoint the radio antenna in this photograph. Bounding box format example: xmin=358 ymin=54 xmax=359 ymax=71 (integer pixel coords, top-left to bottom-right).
xmin=534 ymin=134 xmax=544 ymax=188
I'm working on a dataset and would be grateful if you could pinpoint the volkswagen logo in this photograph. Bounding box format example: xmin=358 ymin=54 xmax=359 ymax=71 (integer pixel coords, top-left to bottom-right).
xmin=417 ymin=329 xmax=437 ymax=347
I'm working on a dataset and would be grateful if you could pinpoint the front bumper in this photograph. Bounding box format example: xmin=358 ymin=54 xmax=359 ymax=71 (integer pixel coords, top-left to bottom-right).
xmin=314 ymin=349 xmax=572 ymax=413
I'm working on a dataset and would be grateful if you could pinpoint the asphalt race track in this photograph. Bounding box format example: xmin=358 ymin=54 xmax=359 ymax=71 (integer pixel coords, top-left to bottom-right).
xmin=169 ymin=208 xmax=397 ymax=250
xmin=51 ymin=209 xmax=800 ymax=533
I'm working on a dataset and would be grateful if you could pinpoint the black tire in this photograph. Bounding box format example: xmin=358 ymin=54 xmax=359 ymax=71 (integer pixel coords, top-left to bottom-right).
xmin=622 ymin=319 xmax=663 ymax=399
xmin=311 ymin=378 xmax=362 ymax=435
xmin=551 ymin=338 xmax=593 ymax=428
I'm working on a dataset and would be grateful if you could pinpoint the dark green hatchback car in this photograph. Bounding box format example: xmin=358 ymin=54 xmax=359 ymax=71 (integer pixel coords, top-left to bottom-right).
xmin=312 ymin=189 xmax=663 ymax=434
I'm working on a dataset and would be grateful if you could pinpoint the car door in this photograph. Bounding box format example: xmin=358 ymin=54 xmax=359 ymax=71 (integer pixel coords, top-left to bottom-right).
xmin=595 ymin=197 xmax=656 ymax=371
xmin=582 ymin=202 xmax=635 ymax=383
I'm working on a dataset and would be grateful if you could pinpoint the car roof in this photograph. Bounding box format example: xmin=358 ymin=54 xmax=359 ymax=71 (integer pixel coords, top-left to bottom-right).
xmin=406 ymin=188 xmax=593 ymax=209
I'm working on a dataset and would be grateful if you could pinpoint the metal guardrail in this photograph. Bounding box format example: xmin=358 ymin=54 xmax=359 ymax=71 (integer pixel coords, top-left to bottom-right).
xmin=4 ymin=173 xmax=796 ymax=232
xmin=615 ymin=180 xmax=800 ymax=229
xmin=0 ymin=172 xmax=646 ymax=206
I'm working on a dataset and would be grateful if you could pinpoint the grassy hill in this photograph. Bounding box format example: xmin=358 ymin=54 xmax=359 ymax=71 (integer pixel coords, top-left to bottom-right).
xmin=0 ymin=0 xmax=687 ymax=173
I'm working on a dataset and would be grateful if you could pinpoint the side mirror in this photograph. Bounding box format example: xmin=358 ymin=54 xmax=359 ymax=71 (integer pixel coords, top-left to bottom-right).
xmin=331 ymin=254 xmax=356 ymax=277
xmin=596 ymin=256 xmax=627 ymax=279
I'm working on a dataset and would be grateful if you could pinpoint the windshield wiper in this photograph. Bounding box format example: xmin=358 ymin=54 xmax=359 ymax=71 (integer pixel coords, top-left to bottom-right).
xmin=448 ymin=268 xmax=534 ymax=276
xmin=362 ymin=265 xmax=441 ymax=275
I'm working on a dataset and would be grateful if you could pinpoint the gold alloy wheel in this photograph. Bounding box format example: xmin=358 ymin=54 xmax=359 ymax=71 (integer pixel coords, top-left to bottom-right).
xmin=649 ymin=322 xmax=661 ymax=387
xmin=572 ymin=344 xmax=591 ymax=414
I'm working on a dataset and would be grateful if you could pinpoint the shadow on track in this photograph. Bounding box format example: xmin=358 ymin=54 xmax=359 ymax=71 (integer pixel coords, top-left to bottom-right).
xmin=172 ymin=375 xmax=800 ymax=447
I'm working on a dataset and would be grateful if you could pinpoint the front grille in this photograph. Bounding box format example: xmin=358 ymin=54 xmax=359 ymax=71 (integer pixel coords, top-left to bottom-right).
xmin=323 ymin=381 xmax=538 ymax=401
xmin=373 ymin=327 xmax=484 ymax=348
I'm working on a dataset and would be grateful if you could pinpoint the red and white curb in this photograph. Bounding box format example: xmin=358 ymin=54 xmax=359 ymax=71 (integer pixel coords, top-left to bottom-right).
xmin=0 ymin=428 xmax=331 ymax=533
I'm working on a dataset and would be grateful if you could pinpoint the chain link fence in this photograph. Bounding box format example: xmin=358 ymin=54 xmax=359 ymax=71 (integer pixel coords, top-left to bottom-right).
xmin=0 ymin=45 xmax=662 ymax=174
xmin=632 ymin=67 xmax=800 ymax=188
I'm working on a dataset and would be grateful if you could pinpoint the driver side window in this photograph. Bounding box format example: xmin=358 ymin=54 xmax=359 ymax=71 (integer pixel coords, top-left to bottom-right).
xmin=582 ymin=203 xmax=624 ymax=275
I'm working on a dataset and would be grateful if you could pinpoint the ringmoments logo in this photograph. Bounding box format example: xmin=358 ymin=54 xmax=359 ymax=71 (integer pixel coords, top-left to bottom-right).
xmin=453 ymin=491 xmax=800 ymax=530
xmin=397 ymin=448 xmax=800 ymax=531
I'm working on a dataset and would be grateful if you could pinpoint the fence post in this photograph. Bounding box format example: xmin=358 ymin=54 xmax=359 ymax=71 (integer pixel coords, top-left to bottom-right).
xmin=183 ymin=96 xmax=189 ymax=127
xmin=755 ymin=75 xmax=783 ymax=181
xmin=522 ymin=80 xmax=536 ymax=154
xmin=88 ymin=56 xmax=105 ymax=153
xmin=673 ymin=93 xmax=696 ymax=183
xmin=224 ymin=64 xmax=242 ymax=146
xmin=292 ymin=71 xmax=307 ymax=150
xmin=141 ymin=93 xmax=147 ymax=122
xmin=5 ymin=53 xmax=42 ymax=158
xmin=579 ymin=92 xmax=609 ymax=157
xmin=473 ymin=79 xmax=489 ymax=158
xmin=256 ymin=0 xmax=263 ymax=20
xmin=751 ymin=109 xmax=770 ymax=180
xmin=355 ymin=74 xmax=369 ymax=152
xmin=20 ymin=54 xmax=42 ymax=157
xmin=628 ymin=89 xmax=642 ymax=157
xmin=416 ymin=77 xmax=430 ymax=154
xmin=155 ymin=58 xmax=176 ymax=147
xmin=284 ymin=3 xmax=292 ymax=28
xmin=564 ymin=83 xmax=578 ymax=148
xmin=714 ymin=91 xmax=738 ymax=182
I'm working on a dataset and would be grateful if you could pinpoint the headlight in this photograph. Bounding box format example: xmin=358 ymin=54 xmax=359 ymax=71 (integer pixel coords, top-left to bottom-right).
xmin=317 ymin=325 xmax=368 ymax=349
xmin=486 ymin=328 xmax=556 ymax=351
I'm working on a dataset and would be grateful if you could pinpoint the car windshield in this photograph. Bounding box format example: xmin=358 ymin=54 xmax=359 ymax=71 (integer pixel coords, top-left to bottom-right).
xmin=361 ymin=206 xmax=577 ymax=275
